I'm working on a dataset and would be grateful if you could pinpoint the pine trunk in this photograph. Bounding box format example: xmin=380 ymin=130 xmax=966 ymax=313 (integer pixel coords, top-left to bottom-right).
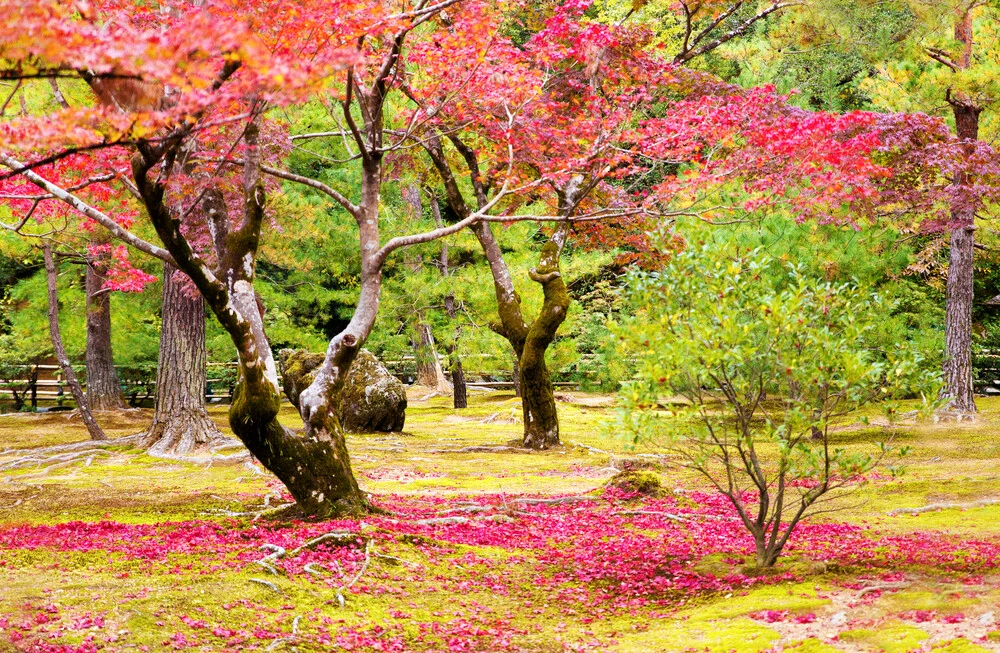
xmin=142 ymin=264 xmax=225 ymax=455
xmin=43 ymin=245 xmax=107 ymax=441
xmin=412 ymin=321 xmax=449 ymax=391
xmin=941 ymin=101 xmax=981 ymax=413
xmin=85 ymin=234 xmax=126 ymax=411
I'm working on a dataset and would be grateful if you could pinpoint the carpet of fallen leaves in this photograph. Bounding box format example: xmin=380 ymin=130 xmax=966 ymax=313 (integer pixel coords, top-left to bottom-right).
xmin=5 ymin=487 xmax=1000 ymax=652
xmin=4 ymin=394 xmax=1000 ymax=652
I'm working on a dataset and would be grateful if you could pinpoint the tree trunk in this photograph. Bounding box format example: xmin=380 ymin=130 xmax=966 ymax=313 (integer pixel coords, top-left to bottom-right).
xmin=939 ymin=7 xmax=982 ymax=412
xmin=444 ymin=294 xmax=467 ymax=409
xmin=519 ymin=241 xmax=570 ymax=449
xmin=469 ymin=219 xmax=570 ymax=447
xmin=412 ymin=321 xmax=450 ymax=391
xmin=512 ymin=353 xmax=522 ymax=398
xmin=941 ymin=100 xmax=982 ymax=413
xmin=230 ymin=359 xmax=368 ymax=517
xmin=943 ymin=222 xmax=976 ymax=412
xmin=85 ymin=233 xmax=126 ymax=411
xmin=42 ymin=244 xmax=107 ymax=441
xmin=142 ymin=264 xmax=226 ymax=455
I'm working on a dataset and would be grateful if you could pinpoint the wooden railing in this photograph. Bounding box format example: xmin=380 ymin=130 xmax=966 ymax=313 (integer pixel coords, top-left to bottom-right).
xmin=0 ymin=356 xmax=585 ymax=409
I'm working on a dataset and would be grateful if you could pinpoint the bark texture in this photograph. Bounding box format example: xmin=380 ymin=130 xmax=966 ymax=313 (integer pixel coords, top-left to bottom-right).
xmin=43 ymin=244 xmax=107 ymax=441
xmin=142 ymin=263 xmax=226 ymax=455
xmin=942 ymin=217 xmax=976 ymax=412
xmin=84 ymin=233 xmax=127 ymax=411
xmin=940 ymin=9 xmax=983 ymax=414
xmin=412 ymin=322 xmax=450 ymax=392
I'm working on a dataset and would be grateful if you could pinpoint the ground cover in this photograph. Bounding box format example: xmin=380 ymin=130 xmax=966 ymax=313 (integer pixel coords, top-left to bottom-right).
xmin=2 ymin=391 xmax=1000 ymax=652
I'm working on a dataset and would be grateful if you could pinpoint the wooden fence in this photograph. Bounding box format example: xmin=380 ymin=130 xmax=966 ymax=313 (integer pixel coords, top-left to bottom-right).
xmin=0 ymin=356 xmax=582 ymax=409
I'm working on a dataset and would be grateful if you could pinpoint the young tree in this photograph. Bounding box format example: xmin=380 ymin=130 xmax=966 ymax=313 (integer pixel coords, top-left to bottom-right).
xmin=42 ymin=243 xmax=107 ymax=441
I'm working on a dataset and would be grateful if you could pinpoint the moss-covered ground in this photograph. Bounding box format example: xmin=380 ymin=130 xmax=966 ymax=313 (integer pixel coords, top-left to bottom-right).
xmin=2 ymin=391 xmax=1000 ymax=652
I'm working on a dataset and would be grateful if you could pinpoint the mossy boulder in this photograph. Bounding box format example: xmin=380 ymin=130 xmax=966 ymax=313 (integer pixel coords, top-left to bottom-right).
xmin=604 ymin=470 xmax=666 ymax=497
xmin=610 ymin=455 xmax=663 ymax=472
xmin=279 ymin=349 xmax=406 ymax=433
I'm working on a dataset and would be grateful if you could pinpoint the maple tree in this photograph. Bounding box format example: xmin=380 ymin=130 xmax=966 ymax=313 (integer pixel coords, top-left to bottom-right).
xmin=0 ymin=0 xmax=963 ymax=512
xmin=401 ymin=0 xmax=908 ymax=448
xmin=0 ymin=0 xmax=520 ymax=516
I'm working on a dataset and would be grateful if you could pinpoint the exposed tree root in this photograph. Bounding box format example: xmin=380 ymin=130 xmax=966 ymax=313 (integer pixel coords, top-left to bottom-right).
xmin=144 ymin=449 xmax=253 ymax=466
xmin=142 ymin=410 xmax=229 ymax=456
xmin=248 ymin=578 xmax=282 ymax=593
xmin=512 ymin=496 xmax=595 ymax=505
xmin=887 ymin=498 xmax=1000 ymax=516
xmin=856 ymin=581 xmax=911 ymax=598
xmin=481 ymin=409 xmax=520 ymax=424
xmin=1 ymin=449 xmax=111 ymax=474
xmin=0 ymin=433 xmax=142 ymax=459
xmin=569 ymin=441 xmax=613 ymax=457
xmin=613 ymin=510 xmax=690 ymax=522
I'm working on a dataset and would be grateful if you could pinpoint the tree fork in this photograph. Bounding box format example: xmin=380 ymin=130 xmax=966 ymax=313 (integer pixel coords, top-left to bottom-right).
xmin=228 ymin=372 xmax=371 ymax=518
xmin=519 ymin=242 xmax=570 ymax=449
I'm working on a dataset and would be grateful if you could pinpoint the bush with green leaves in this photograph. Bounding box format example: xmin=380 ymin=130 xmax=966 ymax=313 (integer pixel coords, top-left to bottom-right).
xmin=615 ymin=241 xmax=940 ymax=568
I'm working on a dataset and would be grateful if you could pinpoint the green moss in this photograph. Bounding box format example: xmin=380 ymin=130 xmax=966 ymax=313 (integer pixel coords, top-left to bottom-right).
xmin=613 ymin=616 xmax=779 ymax=653
xmin=931 ymin=639 xmax=992 ymax=652
xmin=881 ymin=590 xmax=979 ymax=615
xmin=680 ymin=582 xmax=830 ymax=622
xmin=604 ymin=470 xmax=665 ymax=496
xmin=785 ymin=639 xmax=840 ymax=653
xmin=838 ymin=622 xmax=929 ymax=652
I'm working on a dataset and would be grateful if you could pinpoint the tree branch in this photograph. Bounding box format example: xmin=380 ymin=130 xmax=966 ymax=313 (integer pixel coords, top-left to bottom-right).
xmin=0 ymin=154 xmax=176 ymax=265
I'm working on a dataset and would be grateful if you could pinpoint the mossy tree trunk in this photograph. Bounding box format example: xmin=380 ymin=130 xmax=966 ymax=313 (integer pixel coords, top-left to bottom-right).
xmin=519 ymin=238 xmax=570 ymax=448
xmin=134 ymin=112 xmax=373 ymax=516
xmin=421 ymin=132 xmax=580 ymax=449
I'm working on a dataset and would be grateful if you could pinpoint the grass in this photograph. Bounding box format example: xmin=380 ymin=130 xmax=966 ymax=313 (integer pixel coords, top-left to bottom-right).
xmin=2 ymin=391 xmax=1000 ymax=651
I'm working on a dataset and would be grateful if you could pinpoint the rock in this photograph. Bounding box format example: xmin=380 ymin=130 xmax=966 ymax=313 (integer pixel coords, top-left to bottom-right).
xmin=604 ymin=470 xmax=666 ymax=497
xmin=610 ymin=455 xmax=663 ymax=472
xmin=279 ymin=349 xmax=407 ymax=433
xmin=828 ymin=612 xmax=847 ymax=627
